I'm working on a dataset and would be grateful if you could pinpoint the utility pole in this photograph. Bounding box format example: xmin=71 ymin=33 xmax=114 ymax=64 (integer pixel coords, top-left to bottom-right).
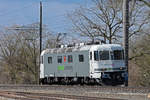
xmin=38 ymin=1 xmax=42 ymax=84
xmin=40 ymin=1 xmax=42 ymax=54
xmin=123 ymin=0 xmax=129 ymax=86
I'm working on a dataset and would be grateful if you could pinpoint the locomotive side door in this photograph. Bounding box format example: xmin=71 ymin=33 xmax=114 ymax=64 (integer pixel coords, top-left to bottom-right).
xmin=90 ymin=50 xmax=102 ymax=78
xmin=90 ymin=51 xmax=99 ymax=74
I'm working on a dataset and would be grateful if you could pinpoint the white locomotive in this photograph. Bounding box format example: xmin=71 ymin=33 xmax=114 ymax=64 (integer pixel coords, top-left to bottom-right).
xmin=40 ymin=43 xmax=127 ymax=85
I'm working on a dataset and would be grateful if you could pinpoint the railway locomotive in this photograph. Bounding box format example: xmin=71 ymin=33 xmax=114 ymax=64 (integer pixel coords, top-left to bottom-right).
xmin=40 ymin=43 xmax=127 ymax=85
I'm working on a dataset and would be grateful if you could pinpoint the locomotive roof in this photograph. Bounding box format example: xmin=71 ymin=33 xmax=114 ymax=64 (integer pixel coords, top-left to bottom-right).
xmin=41 ymin=44 xmax=123 ymax=55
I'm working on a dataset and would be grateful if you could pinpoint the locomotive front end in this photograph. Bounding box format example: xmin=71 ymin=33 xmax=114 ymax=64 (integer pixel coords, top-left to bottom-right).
xmin=101 ymin=47 xmax=127 ymax=85
xmin=90 ymin=44 xmax=127 ymax=86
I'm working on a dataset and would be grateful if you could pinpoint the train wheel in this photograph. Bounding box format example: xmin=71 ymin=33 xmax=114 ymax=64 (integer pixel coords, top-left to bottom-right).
xmin=39 ymin=79 xmax=44 ymax=85
xmin=80 ymin=78 xmax=84 ymax=85
xmin=84 ymin=78 xmax=89 ymax=85
xmin=48 ymin=78 xmax=53 ymax=85
xmin=43 ymin=78 xmax=48 ymax=84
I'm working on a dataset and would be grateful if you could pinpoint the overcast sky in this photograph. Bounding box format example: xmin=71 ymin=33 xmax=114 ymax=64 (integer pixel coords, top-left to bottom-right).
xmin=0 ymin=0 xmax=91 ymax=33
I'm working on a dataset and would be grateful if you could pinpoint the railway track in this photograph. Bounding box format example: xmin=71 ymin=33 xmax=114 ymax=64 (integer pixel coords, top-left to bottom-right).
xmin=0 ymin=84 xmax=150 ymax=94
xmin=0 ymin=85 xmax=149 ymax=100
xmin=0 ymin=91 xmax=124 ymax=100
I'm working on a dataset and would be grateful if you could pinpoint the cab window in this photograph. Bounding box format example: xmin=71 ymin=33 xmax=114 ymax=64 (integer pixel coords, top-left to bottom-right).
xmin=94 ymin=51 xmax=99 ymax=61
xmin=99 ymin=51 xmax=109 ymax=60
xmin=113 ymin=50 xmax=124 ymax=60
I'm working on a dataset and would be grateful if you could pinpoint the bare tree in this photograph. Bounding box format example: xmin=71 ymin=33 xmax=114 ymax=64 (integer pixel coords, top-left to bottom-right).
xmin=0 ymin=24 xmax=40 ymax=84
xmin=138 ymin=0 xmax=150 ymax=7
xmin=68 ymin=0 xmax=150 ymax=44
xmin=0 ymin=23 xmax=68 ymax=84
xmin=68 ymin=0 xmax=123 ymax=44
xmin=129 ymin=31 xmax=150 ymax=86
xmin=45 ymin=33 xmax=67 ymax=48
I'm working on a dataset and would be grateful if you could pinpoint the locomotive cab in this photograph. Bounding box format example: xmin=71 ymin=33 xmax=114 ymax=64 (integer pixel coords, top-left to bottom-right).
xmin=89 ymin=44 xmax=127 ymax=85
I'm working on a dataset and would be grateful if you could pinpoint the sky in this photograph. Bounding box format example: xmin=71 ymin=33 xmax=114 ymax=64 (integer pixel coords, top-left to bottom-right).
xmin=0 ymin=0 xmax=91 ymax=33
